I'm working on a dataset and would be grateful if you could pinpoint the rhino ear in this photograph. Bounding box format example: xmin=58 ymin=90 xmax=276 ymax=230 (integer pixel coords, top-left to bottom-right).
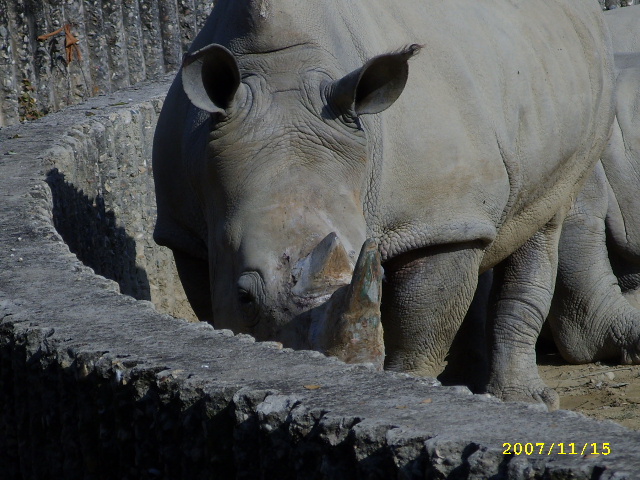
xmin=182 ymin=44 xmax=241 ymax=115
xmin=329 ymin=44 xmax=421 ymax=116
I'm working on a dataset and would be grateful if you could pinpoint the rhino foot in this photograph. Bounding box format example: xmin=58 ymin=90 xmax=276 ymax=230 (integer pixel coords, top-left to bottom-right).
xmin=620 ymin=348 xmax=640 ymax=365
xmin=486 ymin=377 xmax=560 ymax=411
xmin=614 ymin=334 xmax=640 ymax=365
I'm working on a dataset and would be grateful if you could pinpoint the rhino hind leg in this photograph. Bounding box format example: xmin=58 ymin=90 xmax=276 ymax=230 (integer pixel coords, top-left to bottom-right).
xmin=381 ymin=243 xmax=483 ymax=378
xmin=486 ymin=215 xmax=565 ymax=411
xmin=550 ymin=166 xmax=640 ymax=365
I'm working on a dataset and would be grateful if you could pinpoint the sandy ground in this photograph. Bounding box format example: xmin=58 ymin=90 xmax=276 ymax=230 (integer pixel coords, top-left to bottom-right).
xmin=538 ymin=353 xmax=640 ymax=430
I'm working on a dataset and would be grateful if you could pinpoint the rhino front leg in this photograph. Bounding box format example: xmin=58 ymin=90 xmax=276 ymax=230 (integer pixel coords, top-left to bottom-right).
xmin=381 ymin=244 xmax=484 ymax=377
xmin=487 ymin=213 xmax=566 ymax=411
xmin=551 ymin=164 xmax=640 ymax=364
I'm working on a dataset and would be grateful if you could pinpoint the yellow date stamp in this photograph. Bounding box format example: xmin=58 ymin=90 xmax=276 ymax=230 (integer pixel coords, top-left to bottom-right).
xmin=502 ymin=442 xmax=611 ymax=456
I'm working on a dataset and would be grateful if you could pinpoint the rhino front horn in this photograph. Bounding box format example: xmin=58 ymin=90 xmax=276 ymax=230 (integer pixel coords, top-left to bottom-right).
xmin=292 ymin=232 xmax=353 ymax=295
xmin=310 ymin=238 xmax=385 ymax=369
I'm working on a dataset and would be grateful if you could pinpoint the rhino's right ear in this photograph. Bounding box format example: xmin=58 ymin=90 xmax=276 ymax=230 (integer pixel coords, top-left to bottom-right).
xmin=182 ymin=44 xmax=241 ymax=115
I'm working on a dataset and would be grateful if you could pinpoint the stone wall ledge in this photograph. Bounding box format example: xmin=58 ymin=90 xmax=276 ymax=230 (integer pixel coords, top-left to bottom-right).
xmin=1 ymin=79 xmax=640 ymax=479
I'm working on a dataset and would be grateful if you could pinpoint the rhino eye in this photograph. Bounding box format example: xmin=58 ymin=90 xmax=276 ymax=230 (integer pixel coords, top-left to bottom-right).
xmin=237 ymin=288 xmax=254 ymax=305
xmin=237 ymin=272 xmax=264 ymax=325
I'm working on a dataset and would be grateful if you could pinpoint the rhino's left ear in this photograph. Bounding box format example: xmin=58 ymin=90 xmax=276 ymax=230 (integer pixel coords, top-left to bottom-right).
xmin=182 ymin=44 xmax=241 ymax=115
xmin=328 ymin=44 xmax=421 ymax=116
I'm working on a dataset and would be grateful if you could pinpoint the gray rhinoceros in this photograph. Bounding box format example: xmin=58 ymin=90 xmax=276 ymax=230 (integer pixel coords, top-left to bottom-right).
xmin=153 ymin=0 xmax=614 ymax=409
xmin=604 ymin=4 xmax=640 ymax=55
xmin=548 ymin=6 xmax=640 ymax=365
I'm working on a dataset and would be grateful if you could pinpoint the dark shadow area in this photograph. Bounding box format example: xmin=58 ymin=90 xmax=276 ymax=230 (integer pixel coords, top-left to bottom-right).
xmin=0 ymin=340 xmax=237 ymax=480
xmin=535 ymin=320 xmax=559 ymax=357
xmin=536 ymin=351 xmax=568 ymax=367
xmin=439 ymin=271 xmax=491 ymax=393
xmin=46 ymin=168 xmax=151 ymax=301
xmin=608 ymin=231 xmax=640 ymax=292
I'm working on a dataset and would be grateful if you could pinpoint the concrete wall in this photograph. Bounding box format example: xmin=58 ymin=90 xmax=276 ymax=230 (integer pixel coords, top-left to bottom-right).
xmin=602 ymin=0 xmax=636 ymax=9
xmin=42 ymin=73 xmax=195 ymax=320
xmin=0 ymin=0 xmax=214 ymax=126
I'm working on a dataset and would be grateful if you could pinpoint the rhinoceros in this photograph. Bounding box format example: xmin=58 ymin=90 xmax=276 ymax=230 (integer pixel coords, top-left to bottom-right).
xmin=153 ymin=0 xmax=614 ymax=409
xmin=547 ymin=7 xmax=640 ymax=366
xmin=604 ymin=4 xmax=640 ymax=55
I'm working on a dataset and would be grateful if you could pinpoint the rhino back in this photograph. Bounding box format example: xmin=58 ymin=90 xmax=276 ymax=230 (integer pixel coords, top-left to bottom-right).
xmin=357 ymin=0 xmax=614 ymax=263
xmin=157 ymin=0 xmax=614 ymax=266
xmin=605 ymin=4 xmax=640 ymax=55
xmin=601 ymin=66 xmax=640 ymax=256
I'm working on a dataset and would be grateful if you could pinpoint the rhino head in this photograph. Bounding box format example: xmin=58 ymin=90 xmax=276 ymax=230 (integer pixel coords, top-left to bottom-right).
xmin=179 ymin=43 xmax=419 ymax=368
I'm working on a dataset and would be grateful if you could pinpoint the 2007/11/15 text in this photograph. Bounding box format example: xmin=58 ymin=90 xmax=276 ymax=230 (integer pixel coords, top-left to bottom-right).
xmin=502 ymin=442 xmax=611 ymax=456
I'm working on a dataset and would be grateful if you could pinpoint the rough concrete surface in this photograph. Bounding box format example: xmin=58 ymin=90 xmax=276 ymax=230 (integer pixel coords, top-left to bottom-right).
xmin=2 ymin=78 xmax=640 ymax=479
xmin=39 ymin=75 xmax=193 ymax=320
xmin=0 ymin=0 xmax=215 ymax=127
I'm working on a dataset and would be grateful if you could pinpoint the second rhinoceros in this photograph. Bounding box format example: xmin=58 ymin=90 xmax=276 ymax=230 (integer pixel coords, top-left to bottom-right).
xmin=548 ymin=6 xmax=640 ymax=366
xmin=153 ymin=0 xmax=614 ymax=409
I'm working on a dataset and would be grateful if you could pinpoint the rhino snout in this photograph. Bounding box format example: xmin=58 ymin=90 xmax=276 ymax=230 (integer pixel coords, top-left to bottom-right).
xmin=235 ymin=234 xmax=385 ymax=369
xmin=238 ymin=233 xmax=355 ymax=325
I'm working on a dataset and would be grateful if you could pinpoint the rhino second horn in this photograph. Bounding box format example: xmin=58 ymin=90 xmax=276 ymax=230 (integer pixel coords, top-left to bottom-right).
xmin=294 ymin=232 xmax=354 ymax=295
xmin=317 ymin=238 xmax=385 ymax=369
xmin=343 ymin=238 xmax=383 ymax=312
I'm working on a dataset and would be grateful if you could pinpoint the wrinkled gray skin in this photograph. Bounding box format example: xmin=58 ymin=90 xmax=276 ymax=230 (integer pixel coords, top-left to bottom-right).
xmin=547 ymin=6 xmax=640 ymax=366
xmin=153 ymin=0 xmax=614 ymax=410
xmin=604 ymin=4 xmax=640 ymax=55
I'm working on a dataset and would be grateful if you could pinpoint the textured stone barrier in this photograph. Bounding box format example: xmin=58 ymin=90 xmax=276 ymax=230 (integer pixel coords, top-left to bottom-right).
xmin=2 ymin=79 xmax=640 ymax=480
xmin=0 ymin=0 xmax=214 ymax=126
xmin=41 ymin=76 xmax=193 ymax=320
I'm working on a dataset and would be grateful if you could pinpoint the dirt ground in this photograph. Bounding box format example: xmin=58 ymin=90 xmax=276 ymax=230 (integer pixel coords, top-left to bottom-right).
xmin=538 ymin=353 xmax=640 ymax=430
